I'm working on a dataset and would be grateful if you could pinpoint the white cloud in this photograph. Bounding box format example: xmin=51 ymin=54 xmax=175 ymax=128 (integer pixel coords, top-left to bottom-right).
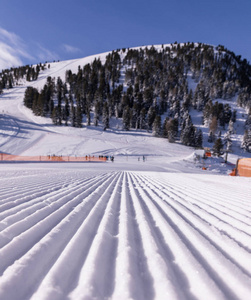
xmin=0 ymin=27 xmax=59 ymax=70
xmin=0 ymin=27 xmax=36 ymax=70
xmin=62 ymin=44 xmax=81 ymax=54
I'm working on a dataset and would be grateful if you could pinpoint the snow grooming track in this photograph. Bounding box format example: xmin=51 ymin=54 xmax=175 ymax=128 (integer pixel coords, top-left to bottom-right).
xmin=129 ymin=172 xmax=251 ymax=300
xmin=0 ymin=169 xmax=250 ymax=300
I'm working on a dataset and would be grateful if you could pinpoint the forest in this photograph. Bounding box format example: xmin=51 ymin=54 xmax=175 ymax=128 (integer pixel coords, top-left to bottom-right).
xmin=2 ymin=42 xmax=251 ymax=151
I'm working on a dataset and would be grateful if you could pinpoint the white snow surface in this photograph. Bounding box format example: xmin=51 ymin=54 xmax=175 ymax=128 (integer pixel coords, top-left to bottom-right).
xmin=0 ymin=49 xmax=251 ymax=300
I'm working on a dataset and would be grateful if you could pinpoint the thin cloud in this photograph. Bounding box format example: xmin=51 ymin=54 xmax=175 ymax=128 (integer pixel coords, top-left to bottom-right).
xmin=36 ymin=44 xmax=59 ymax=63
xmin=62 ymin=44 xmax=81 ymax=54
xmin=0 ymin=27 xmax=34 ymax=70
xmin=0 ymin=27 xmax=60 ymax=69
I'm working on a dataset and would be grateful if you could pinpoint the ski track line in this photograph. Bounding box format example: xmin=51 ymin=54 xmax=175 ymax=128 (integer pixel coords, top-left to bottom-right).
xmin=140 ymin=173 xmax=251 ymax=236
xmin=130 ymin=172 xmax=251 ymax=300
xmin=127 ymin=172 xmax=226 ymax=300
xmin=159 ymin=175 xmax=251 ymax=217
xmin=0 ymin=174 xmax=77 ymax=204
xmin=0 ymin=173 xmax=105 ymax=226
xmin=147 ymin=174 xmax=251 ymax=233
xmin=30 ymin=172 xmax=122 ymax=300
xmin=0 ymin=181 xmax=66 ymax=217
xmin=112 ymin=172 xmax=153 ymax=300
xmin=68 ymin=172 xmax=123 ymax=300
xmin=0 ymin=172 xmax=114 ymax=272
xmin=180 ymin=184 xmax=251 ymax=223
xmin=136 ymin=173 xmax=251 ymax=277
xmin=0 ymin=172 xmax=105 ymax=235
xmin=0 ymin=172 xmax=119 ymax=300
xmin=151 ymin=173 xmax=251 ymax=209
xmin=0 ymin=170 xmax=250 ymax=300
xmin=126 ymin=172 xmax=200 ymax=300
xmin=145 ymin=174 xmax=251 ymax=249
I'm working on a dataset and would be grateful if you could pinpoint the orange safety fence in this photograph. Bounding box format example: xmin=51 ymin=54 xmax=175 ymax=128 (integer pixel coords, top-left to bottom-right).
xmin=0 ymin=153 xmax=107 ymax=162
xmin=236 ymin=158 xmax=251 ymax=177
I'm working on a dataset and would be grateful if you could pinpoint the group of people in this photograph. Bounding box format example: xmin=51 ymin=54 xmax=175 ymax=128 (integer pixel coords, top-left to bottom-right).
xmin=138 ymin=156 xmax=146 ymax=162
xmin=98 ymin=155 xmax=115 ymax=162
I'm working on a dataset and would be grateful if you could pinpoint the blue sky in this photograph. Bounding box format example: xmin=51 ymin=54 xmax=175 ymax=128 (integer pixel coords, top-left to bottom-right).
xmin=0 ymin=0 xmax=250 ymax=69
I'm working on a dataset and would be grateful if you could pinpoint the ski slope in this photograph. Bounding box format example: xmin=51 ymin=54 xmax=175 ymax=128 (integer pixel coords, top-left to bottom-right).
xmin=0 ymin=50 xmax=251 ymax=299
xmin=0 ymin=164 xmax=250 ymax=300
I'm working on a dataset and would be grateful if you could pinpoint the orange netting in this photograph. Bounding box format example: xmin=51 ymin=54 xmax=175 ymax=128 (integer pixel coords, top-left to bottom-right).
xmin=236 ymin=158 xmax=251 ymax=177
xmin=0 ymin=153 xmax=107 ymax=162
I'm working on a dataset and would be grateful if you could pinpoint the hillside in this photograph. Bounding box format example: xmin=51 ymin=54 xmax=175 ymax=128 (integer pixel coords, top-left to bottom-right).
xmin=0 ymin=44 xmax=251 ymax=300
xmin=1 ymin=42 xmax=251 ymax=158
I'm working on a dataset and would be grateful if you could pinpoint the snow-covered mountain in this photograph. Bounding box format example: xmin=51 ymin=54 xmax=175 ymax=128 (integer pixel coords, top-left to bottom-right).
xmin=0 ymin=44 xmax=251 ymax=300
xmin=0 ymin=43 xmax=251 ymax=160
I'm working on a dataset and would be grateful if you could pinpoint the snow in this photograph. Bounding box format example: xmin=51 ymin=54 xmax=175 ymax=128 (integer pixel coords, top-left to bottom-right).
xmin=0 ymin=49 xmax=251 ymax=300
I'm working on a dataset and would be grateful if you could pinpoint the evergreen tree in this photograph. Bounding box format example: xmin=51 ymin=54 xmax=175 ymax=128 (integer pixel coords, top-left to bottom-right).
xmin=93 ymin=101 xmax=100 ymax=126
xmin=63 ymin=97 xmax=70 ymax=126
xmin=162 ymin=117 xmax=169 ymax=139
xmin=8 ymin=77 xmax=13 ymax=89
xmin=223 ymin=131 xmax=232 ymax=152
xmin=245 ymin=113 xmax=251 ymax=131
xmin=180 ymin=116 xmax=195 ymax=146
xmin=102 ymin=102 xmax=109 ymax=130
xmin=23 ymin=87 xmax=39 ymax=109
xmin=212 ymin=138 xmax=224 ymax=157
xmin=152 ymin=115 xmax=161 ymax=137
xmin=194 ymin=128 xmax=203 ymax=148
xmin=70 ymin=104 xmax=76 ymax=127
xmin=75 ymin=104 xmax=82 ymax=128
xmin=241 ymin=130 xmax=251 ymax=152
xmin=86 ymin=107 xmax=91 ymax=126
xmin=147 ymin=107 xmax=156 ymax=130
xmin=139 ymin=108 xmax=147 ymax=129
xmin=168 ymin=118 xmax=179 ymax=143
xmin=209 ymin=116 xmax=218 ymax=138
xmin=51 ymin=107 xmax=59 ymax=125
xmin=122 ymin=105 xmax=131 ymax=130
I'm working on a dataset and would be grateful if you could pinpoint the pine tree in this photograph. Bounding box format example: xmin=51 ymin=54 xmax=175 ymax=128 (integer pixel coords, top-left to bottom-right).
xmin=212 ymin=138 xmax=224 ymax=157
xmin=152 ymin=115 xmax=161 ymax=137
xmin=8 ymin=77 xmax=13 ymax=89
xmin=23 ymin=87 xmax=39 ymax=109
xmin=93 ymin=101 xmax=100 ymax=126
xmin=139 ymin=108 xmax=147 ymax=129
xmin=122 ymin=105 xmax=131 ymax=130
xmin=241 ymin=130 xmax=251 ymax=152
xmin=102 ymin=102 xmax=109 ymax=130
xmin=245 ymin=113 xmax=251 ymax=131
xmin=63 ymin=97 xmax=70 ymax=126
xmin=209 ymin=116 xmax=218 ymax=139
xmin=168 ymin=118 xmax=179 ymax=143
xmin=223 ymin=131 xmax=232 ymax=152
xmin=180 ymin=116 xmax=195 ymax=146
xmin=194 ymin=128 xmax=203 ymax=148
xmin=70 ymin=105 xmax=76 ymax=127
xmin=75 ymin=104 xmax=82 ymax=128
xmin=51 ymin=107 xmax=59 ymax=125
xmin=147 ymin=107 xmax=156 ymax=130
xmin=162 ymin=117 xmax=169 ymax=138
xmin=86 ymin=107 xmax=91 ymax=126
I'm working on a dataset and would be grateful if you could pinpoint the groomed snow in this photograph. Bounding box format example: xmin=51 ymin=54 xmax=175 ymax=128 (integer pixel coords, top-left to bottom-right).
xmin=0 ymin=48 xmax=251 ymax=300
xmin=0 ymin=164 xmax=250 ymax=300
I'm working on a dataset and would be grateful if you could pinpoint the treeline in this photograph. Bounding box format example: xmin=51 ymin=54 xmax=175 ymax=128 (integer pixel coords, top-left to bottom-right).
xmin=23 ymin=43 xmax=251 ymax=148
xmin=0 ymin=63 xmax=48 ymax=93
